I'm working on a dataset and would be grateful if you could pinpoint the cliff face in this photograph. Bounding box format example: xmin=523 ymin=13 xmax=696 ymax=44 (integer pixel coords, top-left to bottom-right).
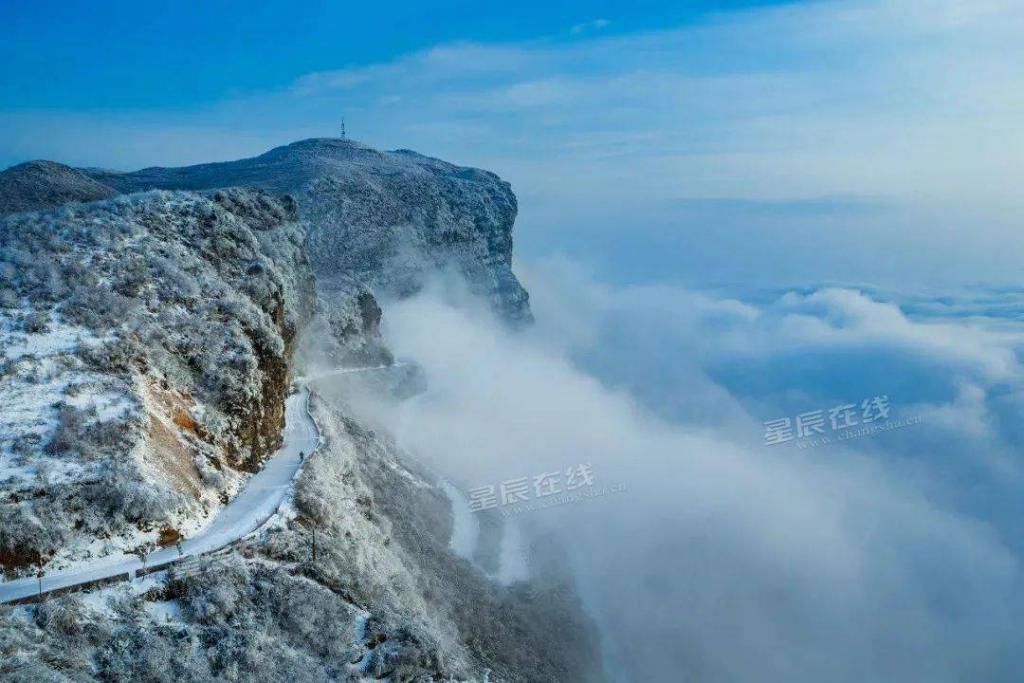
xmin=0 ymin=140 xmax=531 ymax=575
xmin=0 ymin=144 xmax=603 ymax=682
xmin=84 ymin=139 xmax=533 ymax=325
xmin=0 ymin=188 xmax=315 ymax=572
xmin=0 ymin=397 xmax=605 ymax=683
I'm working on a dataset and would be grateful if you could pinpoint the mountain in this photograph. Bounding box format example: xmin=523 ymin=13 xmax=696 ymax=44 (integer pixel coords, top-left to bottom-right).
xmin=83 ymin=139 xmax=532 ymax=325
xmin=0 ymin=188 xmax=315 ymax=571
xmin=0 ymin=161 xmax=117 ymax=217
xmin=0 ymin=142 xmax=601 ymax=682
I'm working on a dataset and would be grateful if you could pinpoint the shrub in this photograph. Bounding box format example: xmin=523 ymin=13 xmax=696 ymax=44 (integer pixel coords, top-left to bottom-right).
xmin=44 ymin=403 xmax=86 ymax=455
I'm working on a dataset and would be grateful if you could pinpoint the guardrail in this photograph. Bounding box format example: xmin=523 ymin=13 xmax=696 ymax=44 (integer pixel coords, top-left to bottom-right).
xmin=1 ymin=388 xmax=323 ymax=607
xmin=2 ymin=572 xmax=134 ymax=607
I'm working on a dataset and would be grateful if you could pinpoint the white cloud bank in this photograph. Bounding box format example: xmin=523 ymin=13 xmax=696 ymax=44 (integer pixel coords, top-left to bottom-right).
xmin=335 ymin=264 xmax=1024 ymax=682
xmin=4 ymin=1 xmax=1023 ymax=679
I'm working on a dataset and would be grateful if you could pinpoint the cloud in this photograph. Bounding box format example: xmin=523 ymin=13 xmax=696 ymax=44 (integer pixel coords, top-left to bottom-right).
xmin=3 ymin=0 xmax=1021 ymax=286
xmin=669 ymin=195 xmax=886 ymax=218
xmin=290 ymin=43 xmax=544 ymax=96
xmin=338 ymin=267 xmax=1024 ymax=682
xmin=569 ymin=18 xmax=610 ymax=35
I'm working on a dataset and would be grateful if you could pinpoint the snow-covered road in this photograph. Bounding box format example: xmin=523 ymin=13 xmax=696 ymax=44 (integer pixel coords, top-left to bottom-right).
xmin=294 ymin=361 xmax=409 ymax=384
xmin=0 ymin=386 xmax=319 ymax=605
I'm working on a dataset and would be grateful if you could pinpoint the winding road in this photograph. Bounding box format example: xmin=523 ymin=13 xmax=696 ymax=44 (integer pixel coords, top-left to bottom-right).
xmin=294 ymin=361 xmax=408 ymax=384
xmin=0 ymin=386 xmax=319 ymax=605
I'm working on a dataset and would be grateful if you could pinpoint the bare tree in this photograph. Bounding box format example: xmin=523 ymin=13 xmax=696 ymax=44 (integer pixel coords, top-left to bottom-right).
xmin=132 ymin=542 xmax=156 ymax=575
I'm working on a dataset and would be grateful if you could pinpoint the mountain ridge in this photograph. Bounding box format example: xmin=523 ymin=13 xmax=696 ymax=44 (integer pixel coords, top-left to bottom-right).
xmin=0 ymin=141 xmax=602 ymax=683
xmin=0 ymin=160 xmax=118 ymax=217
xmin=0 ymin=138 xmax=532 ymax=325
xmin=78 ymin=138 xmax=532 ymax=325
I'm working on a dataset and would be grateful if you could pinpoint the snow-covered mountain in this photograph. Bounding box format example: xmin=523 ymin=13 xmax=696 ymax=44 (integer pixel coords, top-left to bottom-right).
xmin=0 ymin=161 xmax=118 ymax=217
xmin=83 ymin=138 xmax=532 ymax=326
xmin=0 ymin=188 xmax=315 ymax=571
xmin=0 ymin=142 xmax=599 ymax=682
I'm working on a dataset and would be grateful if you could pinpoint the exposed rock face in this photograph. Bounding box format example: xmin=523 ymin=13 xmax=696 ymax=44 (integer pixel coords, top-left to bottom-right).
xmin=294 ymin=283 xmax=395 ymax=370
xmin=0 ymin=143 xmax=600 ymax=682
xmin=0 ymin=161 xmax=118 ymax=217
xmin=0 ymin=397 xmax=606 ymax=683
xmin=82 ymin=139 xmax=532 ymax=325
xmin=0 ymin=188 xmax=315 ymax=571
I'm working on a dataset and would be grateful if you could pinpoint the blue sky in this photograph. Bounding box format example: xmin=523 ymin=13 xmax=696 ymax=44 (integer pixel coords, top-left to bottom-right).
xmin=2 ymin=0 xmax=1022 ymax=289
xmin=0 ymin=0 xmax=791 ymax=110
xmin=5 ymin=5 xmax=1024 ymax=678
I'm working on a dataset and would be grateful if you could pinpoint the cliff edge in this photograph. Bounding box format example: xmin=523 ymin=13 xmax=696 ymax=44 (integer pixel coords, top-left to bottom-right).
xmin=83 ymin=139 xmax=532 ymax=325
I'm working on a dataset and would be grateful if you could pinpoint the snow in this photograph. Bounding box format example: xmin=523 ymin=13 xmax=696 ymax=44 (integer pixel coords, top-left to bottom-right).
xmin=146 ymin=599 xmax=183 ymax=623
xmin=66 ymin=389 xmax=133 ymax=422
xmin=77 ymin=587 xmax=118 ymax=618
xmin=0 ymin=314 xmax=88 ymax=361
xmin=352 ymin=611 xmax=371 ymax=643
xmin=0 ymin=311 xmax=118 ymax=488
xmin=294 ymin=362 xmax=404 ymax=384
xmin=46 ymin=529 xmax=149 ymax=572
xmin=72 ymin=572 xmax=178 ymax=621
xmin=386 ymin=460 xmax=431 ymax=489
xmin=0 ymin=386 xmax=319 ymax=604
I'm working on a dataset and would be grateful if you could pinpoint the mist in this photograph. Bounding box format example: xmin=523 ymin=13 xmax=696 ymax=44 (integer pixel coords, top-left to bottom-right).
xmin=305 ymin=263 xmax=1024 ymax=682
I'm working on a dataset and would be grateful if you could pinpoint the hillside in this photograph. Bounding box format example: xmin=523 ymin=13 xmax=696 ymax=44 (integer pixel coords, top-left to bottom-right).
xmin=84 ymin=139 xmax=532 ymax=325
xmin=0 ymin=142 xmax=601 ymax=682
xmin=0 ymin=188 xmax=315 ymax=573
xmin=0 ymin=161 xmax=118 ymax=217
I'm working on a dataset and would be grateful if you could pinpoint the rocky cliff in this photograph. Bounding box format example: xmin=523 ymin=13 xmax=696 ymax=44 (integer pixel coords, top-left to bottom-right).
xmin=0 ymin=143 xmax=601 ymax=682
xmin=84 ymin=139 xmax=532 ymax=325
xmin=0 ymin=188 xmax=315 ymax=572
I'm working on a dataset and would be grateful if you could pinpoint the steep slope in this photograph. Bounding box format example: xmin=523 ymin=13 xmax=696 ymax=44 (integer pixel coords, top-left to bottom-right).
xmin=0 ymin=395 xmax=606 ymax=683
xmin=0 ymin=161 xmax=118 ymax=217
xmin=82 ymin=139 xmax=532 ymax=325
xmin=0 ymin=188 xmax=315 ymax=573
xmin=0 ymin=145 xmax=605 ymax=682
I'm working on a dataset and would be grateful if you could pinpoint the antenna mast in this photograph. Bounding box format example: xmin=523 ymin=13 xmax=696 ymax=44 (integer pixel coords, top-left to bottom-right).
xmin=341 ymin=118 xmax=346 ymax=139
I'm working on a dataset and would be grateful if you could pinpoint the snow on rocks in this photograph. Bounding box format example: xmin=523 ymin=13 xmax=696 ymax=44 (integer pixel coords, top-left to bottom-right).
xmin=79 ymin=138 xmax=532 ymax=326
xmin=0 ymin=188 xmax=316 ymax=574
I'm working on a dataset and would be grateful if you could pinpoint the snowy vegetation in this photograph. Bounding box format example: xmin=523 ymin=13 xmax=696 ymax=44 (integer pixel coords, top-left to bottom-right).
xmin=0 ymin=161 xmax=118 ymax=218
xmin=0 ymin=142 xmax=600 ymax=682
xmin=0 ymin=188 xmax=315 ymax=573
xmin=0 ymin=398 xmax=602 ymax=682
xmin=82 ymin=139 xmax=532 ymax=325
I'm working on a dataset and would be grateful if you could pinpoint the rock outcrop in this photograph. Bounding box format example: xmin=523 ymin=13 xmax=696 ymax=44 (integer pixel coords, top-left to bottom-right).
xmin=82 ymin=139 xmax=532 ymax=325
xmin=0 ymin=188 xmax=315 ymax=571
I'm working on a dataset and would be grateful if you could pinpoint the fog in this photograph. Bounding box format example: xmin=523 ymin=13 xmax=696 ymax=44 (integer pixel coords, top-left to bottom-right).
xmin=309 ymin=264 xmax=1024 ymax=682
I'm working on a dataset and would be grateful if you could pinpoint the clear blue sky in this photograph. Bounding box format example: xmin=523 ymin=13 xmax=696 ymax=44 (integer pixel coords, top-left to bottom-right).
xmin=0 ymin=1 xmax=792 ymax=111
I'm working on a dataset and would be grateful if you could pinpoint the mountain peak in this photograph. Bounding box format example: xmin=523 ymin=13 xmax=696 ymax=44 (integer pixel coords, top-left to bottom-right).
xmin=0 ymin=160 xmax=117 ymax=216
xmin=75 ymin=139 xmax=532 ymax=324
